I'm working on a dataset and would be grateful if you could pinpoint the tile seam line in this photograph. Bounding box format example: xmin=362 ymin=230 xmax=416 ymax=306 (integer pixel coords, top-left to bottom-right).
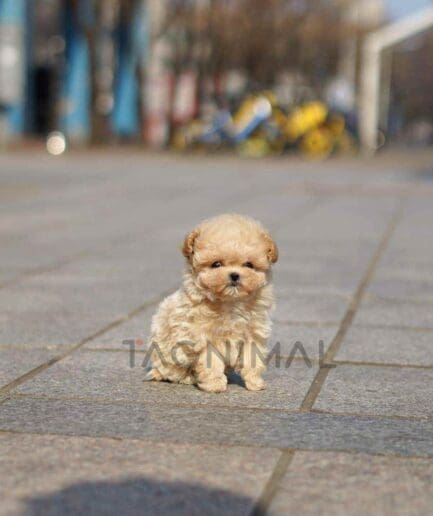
xmin=0 ymin=251 xmax=92 ymax=291
xmin=349 ymin=323 xmax=433 ymax=332
xmin=285 ymin=181 xmax=433 ymax=198
xmin=263 ymin=196 xmax=327 ymax=239
xmin=250 ymin=450 xmax=295 ymax=516
xmin=0 ymin=426 xmax=290 ymax=452
xmin=365 ymin=293 xmax=433 ymax=307
xmin=0 ymin=234 xmax=130 ymax=291
xmin=273 ymin=320 xmax=340 ymax=328
xmin=250 ymin=197 xmax=406 ymax=516
xmin=3 ymin=393 xmax=432 ymax=422
xmin=332 ymin=359 xmax=433 ymax=370
xmin=0 ymin=429 xmax=431 ymax=461
xmin=309 ymin=408 xmax=433 ymax=421
xmin=0 ymin=287 xmax=175 ymax=397
xmin=0 ymin=227 xmax=163 ymax=291
xmin=274 ymin=320 xmax=340 ymax=326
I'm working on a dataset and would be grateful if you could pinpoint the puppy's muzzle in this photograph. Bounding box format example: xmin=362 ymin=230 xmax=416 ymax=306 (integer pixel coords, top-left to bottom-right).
xmin=229 ymin=272 xmax=240 ymax=285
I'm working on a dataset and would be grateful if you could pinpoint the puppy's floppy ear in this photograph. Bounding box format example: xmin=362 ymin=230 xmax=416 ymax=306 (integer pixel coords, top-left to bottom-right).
xmin=182 ymin=228 xmax=200 ymax=260
xmin=263 ymin=232 xmax=278 ymax=264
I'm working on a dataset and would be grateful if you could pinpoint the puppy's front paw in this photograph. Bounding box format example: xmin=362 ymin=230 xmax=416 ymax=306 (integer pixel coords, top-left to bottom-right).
xmin=198 ymin=376 xmax=228 ymax=393
xmin=245 ymin=377 xmax=266 ymax=392
xmin=179 ymin=374 xmax=195 ymax=385
xmin=144 ymin=368 xmax=163 ymax=382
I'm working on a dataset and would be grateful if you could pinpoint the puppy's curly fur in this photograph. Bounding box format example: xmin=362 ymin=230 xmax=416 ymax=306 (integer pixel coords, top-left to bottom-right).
xmin=146 ymin=214 xmax=278 ymax=393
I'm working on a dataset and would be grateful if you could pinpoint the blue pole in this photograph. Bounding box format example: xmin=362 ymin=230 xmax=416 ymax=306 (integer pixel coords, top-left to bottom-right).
xmin=0 ymin=0 xmax=28 ymax=137
xmin=60 ymin=0 xmax=92 ymax=143
xmin=112 ymin=1 xmax=149 ymax=137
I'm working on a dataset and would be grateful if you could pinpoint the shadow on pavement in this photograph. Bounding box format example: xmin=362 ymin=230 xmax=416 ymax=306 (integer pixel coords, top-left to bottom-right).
xmin=22 ymin=477 xmax=254 ymax=516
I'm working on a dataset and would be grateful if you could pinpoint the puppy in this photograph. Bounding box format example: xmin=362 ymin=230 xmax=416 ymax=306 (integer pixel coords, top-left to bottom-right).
xmin=146 ymin=214 xmax=278 ymax=393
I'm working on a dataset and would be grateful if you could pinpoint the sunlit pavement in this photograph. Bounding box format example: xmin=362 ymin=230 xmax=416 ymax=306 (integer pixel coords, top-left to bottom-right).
xmin=1 ymin=150 xmax=433 ymax=515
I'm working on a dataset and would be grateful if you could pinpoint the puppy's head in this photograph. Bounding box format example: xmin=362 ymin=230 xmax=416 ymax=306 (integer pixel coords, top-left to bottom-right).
xmin=182 ymin=214 xmax=278 ymax=301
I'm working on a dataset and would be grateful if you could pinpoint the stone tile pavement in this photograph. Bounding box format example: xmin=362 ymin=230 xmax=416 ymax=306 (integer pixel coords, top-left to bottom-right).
xmin=1 ymin=151 xmax=433 ymax=515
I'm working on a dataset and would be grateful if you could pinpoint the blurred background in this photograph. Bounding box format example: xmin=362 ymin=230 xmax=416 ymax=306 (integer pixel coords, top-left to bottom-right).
xmin=1 ymin=0 xmax=433 ymax=158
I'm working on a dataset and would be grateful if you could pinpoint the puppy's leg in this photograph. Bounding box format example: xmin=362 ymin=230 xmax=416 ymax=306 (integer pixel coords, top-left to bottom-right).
xmin=145 ymin=364 xmax=186 ymax=382
xmin=179 ymin=375 xmax=195 ymax=385
xmin=146 ymin=360 xmax=191 ymax=384
xmin=238 ymin=342 xmax=266 ymax=391
xmin=146 ymin=339 xmax=195 ymax=384
xmin=144 ymin=367 xmax=163 ymax=382
xmin=195 ymin=347 xmax=227 ymax=393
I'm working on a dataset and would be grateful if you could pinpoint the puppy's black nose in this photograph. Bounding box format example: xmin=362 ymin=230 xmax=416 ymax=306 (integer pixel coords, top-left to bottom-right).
xmin=230 ymin=272 xmax=240 ymax=283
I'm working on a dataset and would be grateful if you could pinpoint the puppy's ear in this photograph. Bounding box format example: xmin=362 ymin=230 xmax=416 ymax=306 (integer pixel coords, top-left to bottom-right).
xmin=263 ymin=232 xmax=278 ymax=264
xmin=182 ymin=228 xmax=200 ymax=260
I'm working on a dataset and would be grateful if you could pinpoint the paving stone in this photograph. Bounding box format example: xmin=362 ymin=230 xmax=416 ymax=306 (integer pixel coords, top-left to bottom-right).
xmin=275 ymin=254 xmax=368 ymax=277
xmin=366 ymin=259 xmax=433 ymax=302
xmin=274 ymin=281 xmax=356 ymax=299
xmin=314 ymin=364 xmax=433 ymax=418
xmin=0 ymin=432 xmax=279 ymax=516
xmin=336 ymin=326 xmax=433 ymax=366
xmin=0 ymin=269 xmax=22 ymax=285
xmin=276 ymin=238 xmax=373 ymax=263
xmin=0 ymin=278 xmax=169 ymax=347
xmin=85 ymin=307 xmax=154 ymax=350
xmin=0 ymin=207 xmax=83 ymax=238
xmin=0 ymin=309 xmax=119 ymax=348
xmin=354 ymin=298 xmax=433 ymax=329
xmin=46 ymin=242 xmax=184 ymax=285
xmin=271 ymin=323 xmax=339 ymax=359
xmin=0 ymin=239 xmax=89 ymax=270
xmin=0 ymin=348 xmax=53 ymax=386
xmin=274 ymin=293 xmax=348 ymax=324
xmin=269 ymin=450 xmax=433 ymax=516
xmin=0 ymin=266 xmax=175 ymax=316
xmin=366 ymin=277 xmax=433 ymax=303
xmin=1 ymin=398 xmax=432 ymax=457
xmin=285 ymin=197 xmax=395 ymax=242
xmin=274 ymin=266 xmax=364 ymax=294
xmin=379 ymin=241 xmax=433 ymax=268
xmin=392 ymin=211 xmax=433 ymax=244
xmin=15 ymin=350 xmax=318 ymax=411
xmin=378 ymin=255 xmax=433 ymax=277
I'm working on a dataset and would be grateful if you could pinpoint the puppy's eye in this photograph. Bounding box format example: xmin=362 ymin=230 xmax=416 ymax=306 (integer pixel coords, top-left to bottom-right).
xmin=211 ymin=261 xmax=223 ymax=268
xmin=243 ymin=262 xmax=254 ymax=269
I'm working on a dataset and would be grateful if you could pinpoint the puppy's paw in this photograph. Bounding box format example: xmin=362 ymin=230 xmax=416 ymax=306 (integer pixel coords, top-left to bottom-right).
xmin=179 ymin=374 xmax=195 ymax=385
xmin=245 ymin=376 xmax=266 ymax=392
xmin=144 ymin=368 xmax=163 ymax=382
xmin=198 ymin=376 xmax=228 ymax=393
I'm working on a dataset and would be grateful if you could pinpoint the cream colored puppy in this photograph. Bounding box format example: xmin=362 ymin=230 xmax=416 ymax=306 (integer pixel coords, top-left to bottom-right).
xmin=146 ymin=214 xmax=278 ymax=393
